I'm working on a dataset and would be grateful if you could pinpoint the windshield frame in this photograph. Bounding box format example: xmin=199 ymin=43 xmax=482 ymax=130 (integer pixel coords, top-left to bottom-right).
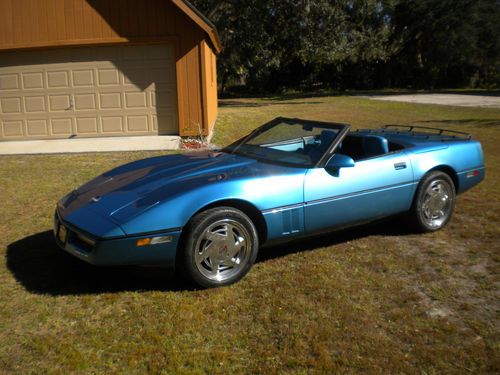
xmin=222 ymin=117 xmax=351 ymax=168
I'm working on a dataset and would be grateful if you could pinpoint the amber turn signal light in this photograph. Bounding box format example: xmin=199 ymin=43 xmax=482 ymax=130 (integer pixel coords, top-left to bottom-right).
xmin=136 ymin=238 xmax=152 ymax=247
xmin=136 ymin=235 xmax=173 ymax=247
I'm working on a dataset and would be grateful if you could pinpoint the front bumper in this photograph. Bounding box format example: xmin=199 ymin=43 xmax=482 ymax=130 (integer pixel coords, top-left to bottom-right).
xmin=54 ymin=212 xmax=181 ymax=266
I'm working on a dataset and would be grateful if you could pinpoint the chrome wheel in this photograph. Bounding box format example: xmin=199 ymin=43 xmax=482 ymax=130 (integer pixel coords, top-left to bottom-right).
xmin=194 ymin=219 xmax=252 ymax=282
xmin=420 ymin=179 xmax=453 ymax=228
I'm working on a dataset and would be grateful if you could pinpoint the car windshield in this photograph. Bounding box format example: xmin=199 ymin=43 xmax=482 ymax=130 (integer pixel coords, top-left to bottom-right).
xmin=222 ymin=118 xmax=348 ymax=167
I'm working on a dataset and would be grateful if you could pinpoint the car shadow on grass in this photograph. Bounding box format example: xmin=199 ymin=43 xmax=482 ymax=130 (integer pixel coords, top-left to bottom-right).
xmin=7 ymin=217 xmax=413 ymax=296
xmin=256 ymin=216 xmax=413 ymax=263
xmin=6 ymin=230 xmax=190 ymax=295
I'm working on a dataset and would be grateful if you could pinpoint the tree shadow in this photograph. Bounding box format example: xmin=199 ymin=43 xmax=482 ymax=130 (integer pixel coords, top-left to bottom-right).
xmin=354 ymin=89 xmax=500 ymax=98
xmin=6 ymin=216 xmax=413 ymax=296
xmin=221 ymin=89 xmax=500 ymax=102
xmin=218 ymin=100 xmax=323 ymax=108
xmin=432 ymin=90 xmax=500 ymax=97
xmin=416 ymin=119 xmax=500 ymax=128
xmin=220 ymin=89 xmax=344 ymax=100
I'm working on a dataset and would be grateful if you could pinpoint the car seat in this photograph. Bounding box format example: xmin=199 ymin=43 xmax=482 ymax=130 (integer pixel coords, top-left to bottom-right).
xmin=362 ymin=135 xmax=389 ymax=158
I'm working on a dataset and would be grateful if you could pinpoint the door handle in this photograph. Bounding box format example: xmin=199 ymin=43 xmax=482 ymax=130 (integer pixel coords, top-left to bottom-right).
xmin=394 ymin=162 xmax=407 ymax=170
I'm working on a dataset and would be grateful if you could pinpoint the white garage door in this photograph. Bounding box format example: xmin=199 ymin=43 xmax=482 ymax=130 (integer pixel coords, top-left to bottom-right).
xmin=0 ymin=44 xmax=178 ymax=140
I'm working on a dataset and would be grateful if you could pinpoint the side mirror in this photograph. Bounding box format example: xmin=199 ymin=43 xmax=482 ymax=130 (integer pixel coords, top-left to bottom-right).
xmin=326 ymin=153 xmax=355 ymax=170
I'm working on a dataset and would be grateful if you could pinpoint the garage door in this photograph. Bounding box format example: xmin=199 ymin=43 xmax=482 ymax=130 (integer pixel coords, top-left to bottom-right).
xmin=0 ymin=44 xmax=178 ymax=140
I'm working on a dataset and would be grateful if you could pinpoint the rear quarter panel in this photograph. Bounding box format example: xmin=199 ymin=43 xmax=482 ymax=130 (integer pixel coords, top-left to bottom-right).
xmin=408 ymin=140 xmax=485 ymax=194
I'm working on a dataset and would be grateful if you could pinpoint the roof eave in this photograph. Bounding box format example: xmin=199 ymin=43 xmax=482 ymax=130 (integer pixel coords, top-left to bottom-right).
xmin=171 ymin=0 xmax=222 ymax=54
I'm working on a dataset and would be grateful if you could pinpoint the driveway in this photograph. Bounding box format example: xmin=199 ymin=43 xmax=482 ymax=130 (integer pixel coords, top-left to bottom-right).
xmin=368 ymin=93 xmax=500 ymax=108
xmin=0 ymin=135 xmax=180 ymax=155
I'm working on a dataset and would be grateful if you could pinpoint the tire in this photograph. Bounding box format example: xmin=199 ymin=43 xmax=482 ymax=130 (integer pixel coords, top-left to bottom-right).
xmin=178 ymin=207 xmax=259 ymax=288
xmin=410 ymin=171 xmax=456 ymax=232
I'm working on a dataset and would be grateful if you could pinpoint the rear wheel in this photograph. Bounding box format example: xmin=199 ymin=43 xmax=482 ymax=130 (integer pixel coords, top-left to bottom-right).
xmin=410 ymin=171 xmax=456 ymax=232
xmin=179 ymin=207 xmax=259 ymax=288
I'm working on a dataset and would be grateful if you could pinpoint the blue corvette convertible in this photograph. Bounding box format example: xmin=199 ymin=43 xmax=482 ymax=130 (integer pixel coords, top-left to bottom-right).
xmin=55 ymin=117 xmax=484 ymax=287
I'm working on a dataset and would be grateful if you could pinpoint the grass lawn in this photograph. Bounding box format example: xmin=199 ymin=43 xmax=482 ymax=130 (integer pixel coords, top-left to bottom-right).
xmin=1 ymin=95 xmax=499 ymax=373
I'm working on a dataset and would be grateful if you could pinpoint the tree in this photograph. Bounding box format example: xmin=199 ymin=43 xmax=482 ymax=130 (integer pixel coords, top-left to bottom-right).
xmin=192 ymin=0 xmax=500 ymax=91
xmin=385 ymin=0 xmax=500 ymax=88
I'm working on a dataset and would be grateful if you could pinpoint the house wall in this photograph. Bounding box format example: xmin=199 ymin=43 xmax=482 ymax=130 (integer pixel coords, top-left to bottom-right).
xmin=201 ymin=40 xmax=218 ymax=135
xmin=0 ymin=0 xmax=217 ymax=136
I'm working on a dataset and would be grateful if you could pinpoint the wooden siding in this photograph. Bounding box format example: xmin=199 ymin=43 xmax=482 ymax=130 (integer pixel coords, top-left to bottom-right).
xmin=200 ymin=40 xmax=218 ymax=133
xmin=0 ymin=0 xmax=218 ymax=136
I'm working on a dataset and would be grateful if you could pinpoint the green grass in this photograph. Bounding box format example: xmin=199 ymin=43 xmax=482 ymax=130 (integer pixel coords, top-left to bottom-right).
xmin=1 ymin=95 xmax=499 ymax=373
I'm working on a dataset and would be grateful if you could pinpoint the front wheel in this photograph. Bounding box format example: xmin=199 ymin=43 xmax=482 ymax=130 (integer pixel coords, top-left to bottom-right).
xmin=179 ymin=207 xmax=259 ymax=288
xmin=410 ymin=171 xmax=456 ymax=232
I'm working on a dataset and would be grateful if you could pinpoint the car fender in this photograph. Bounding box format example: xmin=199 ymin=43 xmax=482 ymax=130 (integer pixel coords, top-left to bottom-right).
xmin=118 ymin=170 xmax=306 ymax=236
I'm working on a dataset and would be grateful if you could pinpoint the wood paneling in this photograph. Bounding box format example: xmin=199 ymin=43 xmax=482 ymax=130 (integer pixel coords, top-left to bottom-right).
xmin=200 ymin=40 xmax=218 ymax=133
xmin=0 ymin=0 xmax=219 ymax=136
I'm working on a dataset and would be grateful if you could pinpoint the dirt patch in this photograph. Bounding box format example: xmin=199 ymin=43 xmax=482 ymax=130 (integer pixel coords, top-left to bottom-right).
xmin=391 ymin=234 xmax=499 ymax=339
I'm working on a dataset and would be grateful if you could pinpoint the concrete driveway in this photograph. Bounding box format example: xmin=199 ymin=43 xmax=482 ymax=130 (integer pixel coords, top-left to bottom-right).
xmin=369 ymin=93 xmax=500 ymax=108
xmin=0 ymin=135 xmax=180 ymax=155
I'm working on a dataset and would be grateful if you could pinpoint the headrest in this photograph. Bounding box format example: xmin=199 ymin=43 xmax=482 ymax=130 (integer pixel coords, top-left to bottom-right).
xmin=362 ymin=135 xmax=389 ymax=157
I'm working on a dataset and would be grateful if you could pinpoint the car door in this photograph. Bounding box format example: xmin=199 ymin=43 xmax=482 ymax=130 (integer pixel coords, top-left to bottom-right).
xmin=303 ymin=151 xmax=414 ymax=234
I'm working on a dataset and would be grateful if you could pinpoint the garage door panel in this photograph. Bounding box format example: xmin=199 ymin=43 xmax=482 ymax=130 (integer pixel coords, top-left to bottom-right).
xmin=150 ymin=67 xmax=174 ymax=84
xmin=76 ymin=118 xmax=98 ymax=134
xmin=123 ymin=68 xmax=151 ymax=86
xmin=0 ymin=44 xmax=178 ymax=140
xmin=153 ymin=89 xmax=176 ymax=109
xmin=22 ymin=72 xmax=44 ymax=89
xmin=99 ymin=93 xmax=122 ymax=110
xmin=0 ymin=74 xmax=19 ymax=90
xmin=47 ymin=71 xmax=70 ymax=88
xmin=152 ymin=115 xmax=158 ymax=131
xmin=123 ymin=45 xmax=172 ymax=61
xmin=26 ymin=119 xmax=48 ymax=136
xmin=97 ymin=69 xmax=121 ymax=86
xmin=101 ymin=116 xmax=123 ymax=133
xmin=127 ymin=116 xmax=149 ymax=132
xmin=24 ymin=96 xmax=46 ymax=112
xmin=51 ymin=118 xmax=73 ymax=135
xmin=72 ymin=70 xmax=94 ymax=87
xmin=74 ymin=94 xmax=96 ymax=111
xmin=125 ymin=92 xmax=148 ymax=108
xmin=155 ymin=114 xmax=178 ymax=134
xmin=2 ymin=120 xmax=24 ymax=137
xmin=1 ymin=97 xmax=22 ymax=113
xmin=49 ymin=95 xmax=71 ymax=111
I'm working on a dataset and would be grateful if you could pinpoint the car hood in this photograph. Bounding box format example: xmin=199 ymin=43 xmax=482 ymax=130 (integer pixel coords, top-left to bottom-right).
xmin=58 ymin=151 xmax=259 ymax=228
